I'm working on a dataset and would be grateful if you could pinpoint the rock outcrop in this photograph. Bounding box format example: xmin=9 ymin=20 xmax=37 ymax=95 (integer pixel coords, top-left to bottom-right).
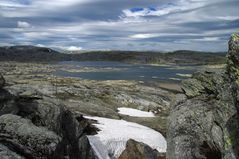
xmin=0 ymin=114 xmax=61 ymax=158
xmin=0 ymin=144 xmax=25 ymax=159
xmin=167 ymin=33 xmax=239 ymax=159
xmin=0 ymin=73 xmax=96 ymax=159
xmin=119 ymin=139 xmax=165 ymax=159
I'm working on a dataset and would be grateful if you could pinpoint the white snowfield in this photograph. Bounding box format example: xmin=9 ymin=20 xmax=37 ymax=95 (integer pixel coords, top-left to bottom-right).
xmin=117 ymin=107 xmax=155 ymax=117
xmin=85 ymin=116 xmax=167 ymax=159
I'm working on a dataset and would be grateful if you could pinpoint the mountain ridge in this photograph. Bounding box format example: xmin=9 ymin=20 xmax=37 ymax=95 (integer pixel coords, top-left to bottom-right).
xmin=0 ymin=45 xmax=226 ymax=65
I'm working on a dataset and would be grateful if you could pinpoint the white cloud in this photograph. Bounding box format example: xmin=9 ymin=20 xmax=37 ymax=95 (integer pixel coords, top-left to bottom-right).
xmin=217 ymin=16 xmax=239 ymax=21
xmin=193 ymin=37 xmax=221 ymax=41
xmin=36 ymin=44 xmax=45 ymax=47
xmin=17 ymin=21 xmax=31 ymax=28
xmin=32 ymin=0 xmax=88 ymax=7
xmin=23 ymin=32 xmax=51 ymax=38
xmin=0 ymin=1 xmax=26 ymax=7
xmin=120 ymin=0 xmax=205 ymax=19
xmin=67 ymin=46 xmax=83 ymax=51
xmin=129 ymin=33 xmax=160 ymax=39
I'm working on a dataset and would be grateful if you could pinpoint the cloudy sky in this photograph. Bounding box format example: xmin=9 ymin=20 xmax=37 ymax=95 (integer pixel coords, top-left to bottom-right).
xmin=0 ymin=0 xmax=238 ymax=51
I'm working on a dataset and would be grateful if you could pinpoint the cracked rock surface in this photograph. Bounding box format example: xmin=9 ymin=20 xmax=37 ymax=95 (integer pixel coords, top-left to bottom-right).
xmin=167 ymin=33 xmax=239 ymax=159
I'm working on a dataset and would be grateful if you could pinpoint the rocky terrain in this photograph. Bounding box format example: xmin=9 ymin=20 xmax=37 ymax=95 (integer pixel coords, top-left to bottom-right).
xmin=0 ymin=61 xmax=174 ymax=134
xmin=0 ymin=38 xmax=234 ymax=159
xmin=0 ymin=59 xmax=173 ymax=158
xmin=0 ymin=73 xmax=97 ymax=158
xmin=167 ymin=33 xmax=239 ymax=159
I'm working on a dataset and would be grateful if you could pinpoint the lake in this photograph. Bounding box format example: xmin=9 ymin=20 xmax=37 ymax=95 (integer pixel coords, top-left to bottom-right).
xmin=55 ymin=61 xmax=196 ymax=82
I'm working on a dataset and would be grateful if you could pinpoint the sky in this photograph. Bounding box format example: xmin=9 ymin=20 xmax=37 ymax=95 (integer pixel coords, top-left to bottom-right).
xmin=0 ymin=0 xmax=238 ymax=52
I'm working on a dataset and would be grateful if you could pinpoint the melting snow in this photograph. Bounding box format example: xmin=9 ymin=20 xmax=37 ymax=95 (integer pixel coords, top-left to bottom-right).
xmin=85 ymin=116 xmax=166 ymax=159
xmin=117 ymin=107 xmax=155 ymax=117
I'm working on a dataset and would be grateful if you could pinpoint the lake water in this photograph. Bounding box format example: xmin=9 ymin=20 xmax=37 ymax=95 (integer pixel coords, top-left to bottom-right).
xmin=56 ymin=61 xmax=196 ymax=82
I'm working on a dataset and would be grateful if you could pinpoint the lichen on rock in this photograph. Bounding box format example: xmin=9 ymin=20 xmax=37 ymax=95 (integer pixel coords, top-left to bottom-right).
xmin=0 ymin=114 xmax=61 ymax=158
xmin=167 ymin=33 xmax=239 ymax=159
xmin=227 ymin=33 xmax=239 ymax=86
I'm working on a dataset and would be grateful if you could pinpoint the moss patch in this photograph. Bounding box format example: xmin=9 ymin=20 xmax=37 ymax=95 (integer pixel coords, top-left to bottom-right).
xmin=224 ymin=130 xmax=233 ymax=150
xmin=231 ymin=33 xmax=239 ymax=42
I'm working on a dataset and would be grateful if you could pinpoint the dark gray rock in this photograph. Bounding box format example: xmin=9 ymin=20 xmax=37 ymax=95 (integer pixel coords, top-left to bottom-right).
xmin=15 ymin=97 xmax=63 ymax=132
xmin=227 ymin=33 xmax=239 ymax=113
xmin=53 ymin=109 xmax=95 ymax=159
xmin=171 ymin=94 xmax=187 ymax=109
xmin=78 ymin=136 xmax=96 ymax=159
xmin=0 ymin=98 xmax=96 ymax=159
xmin=181 ymin=71 xmax=225 ymax=98
xmin=228 ymin=33 xmax=239 ymax=65
xmin=0 ymin=80 xmax=96 ymax=159
xmin=0 ymin=87 xmax=17 ymax=116
xmin=181 ymin=78 xmax=204 ymax=98
xmin=0 ymin=144 xmax=25 ymax=159
xmin=119 ymin=139 xmax=165 ymax=159
xmin=224 ymin=115 xmax=239 ymax=159
xmin=167 ymin=33 xmax=239 ymax=159
xmin=0 ymin=114 xmax=61 ymax=158
xmin=7 ymin=97 xmax=96 ymax=159
xmin=0 ymin=74 xmax=5 ymax=88
xmin=167 ymin=97 xmax=227 ymax=159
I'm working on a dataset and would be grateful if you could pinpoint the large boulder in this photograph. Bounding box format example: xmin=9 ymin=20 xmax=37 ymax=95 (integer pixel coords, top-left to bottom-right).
xmin=0 ymin=77 xmax=96 ymax=158
xmin=181 ymin=71 xmax=224 ymax=98
xmin=0 ymin=89 xmax=17 ymax=116
xmin=0 ymin=97 xmax=96 ymax=159
xmin=228 ymin=33 xmax=239 ymax=65
xmin=167 ymin=33 xmax=239 ymax=159
xmin=0 ymin=144 xmax=25 ymax=159
xmin=119 ymin=139 xmax=165 ymax=159
xmin=227 ymin=33 xmax=239 ymax=112
xmin=181 ymin=78 xmax=204 ymax=98
xmin=0 ymin=114 xmax=61 ymax=158
xmin=167 ymin=97 xmax=228 ymax=159
xmin=53 ymin=109 xmax=96 ymax=159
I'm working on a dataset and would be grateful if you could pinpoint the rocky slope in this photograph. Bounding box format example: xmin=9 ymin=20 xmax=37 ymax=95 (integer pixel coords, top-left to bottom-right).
xmin=0 ymin=61 xmax=173 ymax=136
xmin=167 ymin=33 xmax=239 ymax=159
xmin=0 ymin=74 xmax=96 ymax=158
xmin=0 ymin=60 xmax=171 ymax=158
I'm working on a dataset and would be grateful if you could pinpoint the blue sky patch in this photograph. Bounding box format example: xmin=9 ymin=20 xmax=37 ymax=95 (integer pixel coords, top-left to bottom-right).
xmin=130 ymin=7 xmax=144 ymax=12
xmin=148 ymin=7 xmax=157 ymax=11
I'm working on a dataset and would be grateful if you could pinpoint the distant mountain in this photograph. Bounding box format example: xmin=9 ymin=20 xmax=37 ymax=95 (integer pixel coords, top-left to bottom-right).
xmin=0 ymin=45 xmax=226 ymax=65
xmin=0 ymin=46 xmax=70 ymax=61
xmin=69 ymin=50 xmax=226 ymax=65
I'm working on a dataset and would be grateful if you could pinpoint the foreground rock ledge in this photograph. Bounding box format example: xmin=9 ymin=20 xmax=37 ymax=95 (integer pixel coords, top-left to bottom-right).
xmin=0 ymin=73 xmax=96 ymax=159
xmin=167 ymin=33 xmax=239 ymax=159
xmin=119 ymin=139 xmax=165 ymax=159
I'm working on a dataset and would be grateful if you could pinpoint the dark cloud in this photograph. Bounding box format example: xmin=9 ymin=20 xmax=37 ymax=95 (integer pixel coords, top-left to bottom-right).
xmin=0 ymin=0 xmax=238 ymax=51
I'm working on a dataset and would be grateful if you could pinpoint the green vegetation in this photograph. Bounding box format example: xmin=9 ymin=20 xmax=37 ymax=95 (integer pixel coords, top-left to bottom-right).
xmin=224 ymin=130 xmax=233 ymax=150
xmin=231 ymin=33 xmax=239 ymax=42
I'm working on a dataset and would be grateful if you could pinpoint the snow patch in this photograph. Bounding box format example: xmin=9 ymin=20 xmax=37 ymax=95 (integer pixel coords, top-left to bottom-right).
xmin=85 ymin=116 xmax=166 ymax=159
xmin=117 ymin=107 xmax=155 ymax=117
